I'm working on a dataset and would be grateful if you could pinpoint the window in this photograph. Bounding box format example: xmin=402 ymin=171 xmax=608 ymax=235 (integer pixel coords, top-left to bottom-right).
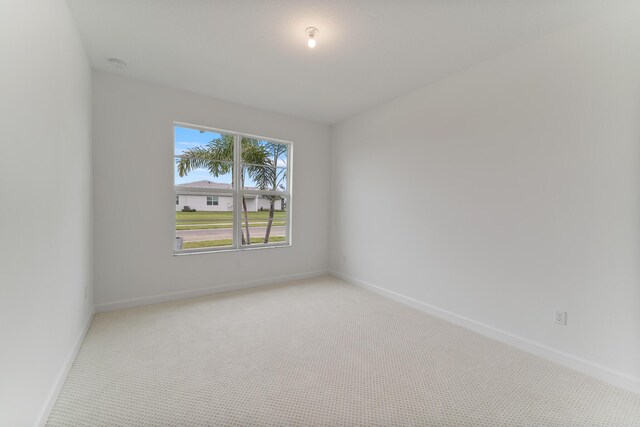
xmin=174 ymin=123 xmax=291 ymax=254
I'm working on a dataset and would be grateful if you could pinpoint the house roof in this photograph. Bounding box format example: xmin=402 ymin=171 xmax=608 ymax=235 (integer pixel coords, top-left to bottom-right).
xmin=175 ymin=180 xmax=232 ymax=190
xmin=175 ymin=181 xmax=262 ymax=197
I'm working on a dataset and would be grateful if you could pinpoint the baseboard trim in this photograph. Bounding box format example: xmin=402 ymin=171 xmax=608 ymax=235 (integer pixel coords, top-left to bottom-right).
xmin=37 ymin=308 xmax=95 ymax=426
xmin=95 ymin=270 xmax=329 ymax=312
xmin=329 ymin=270 xmax=640 ymax=395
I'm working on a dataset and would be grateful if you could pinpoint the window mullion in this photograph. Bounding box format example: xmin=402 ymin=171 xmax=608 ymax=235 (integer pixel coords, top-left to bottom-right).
xmin=233 ymin=133 xmax=242 ymax=249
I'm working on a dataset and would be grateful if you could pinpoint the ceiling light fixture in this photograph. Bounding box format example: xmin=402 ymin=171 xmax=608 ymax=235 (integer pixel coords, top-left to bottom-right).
xmin=306 ymin=27 xmax=319 ymax=48
xmin=107 ymin=58 xmax=127 ymax=69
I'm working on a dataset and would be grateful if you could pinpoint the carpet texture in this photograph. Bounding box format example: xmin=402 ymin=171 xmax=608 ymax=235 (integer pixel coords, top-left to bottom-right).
xmin=48 ymin=276 xmax=640 ymax=426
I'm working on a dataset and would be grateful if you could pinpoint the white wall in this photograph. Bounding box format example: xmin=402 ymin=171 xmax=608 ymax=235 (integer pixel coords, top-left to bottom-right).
xmin=256 ymin=197 xmax=283 ymax=212
xmin=0 ymin=0 xmax=93 ymax=425
xmin=93 ymin=72 xmax=330 ymax=309
xmin=331 ymin=4 xmax=640 ymax=392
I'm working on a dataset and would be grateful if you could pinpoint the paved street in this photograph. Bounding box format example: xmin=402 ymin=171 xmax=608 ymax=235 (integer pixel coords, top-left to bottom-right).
xmin=176 ymin=226 xmax=286 ymax=242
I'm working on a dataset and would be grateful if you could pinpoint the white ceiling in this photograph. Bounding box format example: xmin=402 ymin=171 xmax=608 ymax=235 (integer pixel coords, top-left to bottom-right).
xmin=67 ymin=0 xmax=615 ymax=124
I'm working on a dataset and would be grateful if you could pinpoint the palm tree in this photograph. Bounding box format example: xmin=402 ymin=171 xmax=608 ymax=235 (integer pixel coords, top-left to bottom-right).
xmin=176 ymin=135 xmax=270 ymax=244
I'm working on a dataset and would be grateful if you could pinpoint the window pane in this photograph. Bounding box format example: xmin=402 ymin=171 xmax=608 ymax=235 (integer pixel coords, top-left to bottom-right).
xmin=240 ymin=196 xmax=288 ymax=246
xmin=242 ymin=165 xmax=287 ymax=191
xmin=241 ymin=137 xmax=288 ymax=191
xmin=174 ymin=125 xmax=235 ymax=187
xmin=175 ymin=192 xmax=234 ymax=251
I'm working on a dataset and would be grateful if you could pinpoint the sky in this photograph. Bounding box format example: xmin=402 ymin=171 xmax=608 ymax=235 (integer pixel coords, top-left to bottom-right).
xmin=174 ymin=125 xmax=288 ymax=189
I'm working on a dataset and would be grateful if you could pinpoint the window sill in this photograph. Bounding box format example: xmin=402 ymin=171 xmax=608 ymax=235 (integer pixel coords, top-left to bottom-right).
xmin=173 ymin=243 xmax=292 ymax=256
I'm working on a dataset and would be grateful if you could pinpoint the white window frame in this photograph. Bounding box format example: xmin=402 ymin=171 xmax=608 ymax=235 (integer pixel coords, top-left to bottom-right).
xmin=206 ymin=196 xmax=219 ymax=206
xmin=174 ymin=122 xmax=292 ymax=255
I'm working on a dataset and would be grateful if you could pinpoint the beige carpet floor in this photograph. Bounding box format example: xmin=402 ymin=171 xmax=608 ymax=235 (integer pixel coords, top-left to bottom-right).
xmin=48 ymin=276 xmax=640 ymax=426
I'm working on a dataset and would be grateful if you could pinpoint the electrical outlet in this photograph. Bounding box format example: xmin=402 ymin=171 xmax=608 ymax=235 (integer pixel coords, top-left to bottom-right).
xmin=554 ymin=310 xmax=567 ymax=326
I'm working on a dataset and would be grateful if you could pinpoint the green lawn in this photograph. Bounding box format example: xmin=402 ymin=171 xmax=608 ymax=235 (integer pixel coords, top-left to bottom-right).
xmin=182 ymin=236 xmax=286 ymax=249
xmin=176 ymin=211 xmax=286 ymax=230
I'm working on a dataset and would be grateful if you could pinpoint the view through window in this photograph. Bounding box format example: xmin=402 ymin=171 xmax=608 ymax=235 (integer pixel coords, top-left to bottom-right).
xmin=174 ymin=123 xmax=290 ymax=253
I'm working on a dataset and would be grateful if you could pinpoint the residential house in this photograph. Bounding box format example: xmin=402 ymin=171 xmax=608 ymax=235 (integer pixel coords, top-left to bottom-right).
xmin=175 ymin=180 xmax=283 ymax=212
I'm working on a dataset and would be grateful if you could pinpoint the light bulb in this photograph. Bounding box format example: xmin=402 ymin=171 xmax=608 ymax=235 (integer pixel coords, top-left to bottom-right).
xmin=305 ymin=27 xmax=319 ymax=49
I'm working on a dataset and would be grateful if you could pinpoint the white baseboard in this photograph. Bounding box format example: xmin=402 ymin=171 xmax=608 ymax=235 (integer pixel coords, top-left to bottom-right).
xmin=95 ymin=270 xmax=329 ymax=312
xmin=37 ymin=309 xmax=95 ymax=426
xmin=329 ymin=270 xmax=640 ymax=395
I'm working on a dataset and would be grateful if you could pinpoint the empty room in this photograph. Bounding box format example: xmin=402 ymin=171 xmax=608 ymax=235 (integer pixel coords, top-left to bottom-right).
xmin=3 ymin=0 xmax=640 ymax=425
